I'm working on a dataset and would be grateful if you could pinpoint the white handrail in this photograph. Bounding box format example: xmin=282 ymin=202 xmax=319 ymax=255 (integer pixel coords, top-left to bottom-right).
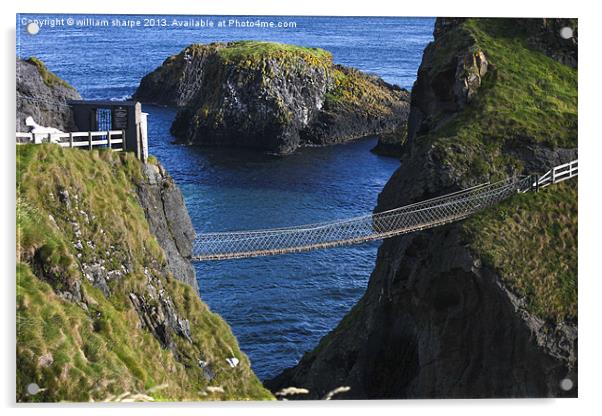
xmin=16 ymin=130 xmax=126 ymax=152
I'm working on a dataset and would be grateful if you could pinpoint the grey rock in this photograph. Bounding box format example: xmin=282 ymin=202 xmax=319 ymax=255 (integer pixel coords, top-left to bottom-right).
xmin=134 ymin=161 xmax=199 ymax=293
xmin=16 ymin=58 xmax=80 ymax=132
xmin=371 ymin=123 xmax=408 ymax=158
xmin=57 ymin=188 xmax=71 ymax=210
xmin=452 ymin=47 xmax=488 ymax=107
xmin=128 ymin=280 xmax=193 ymax=355
xmin=82 ymin=263 xmax=111 ymax=297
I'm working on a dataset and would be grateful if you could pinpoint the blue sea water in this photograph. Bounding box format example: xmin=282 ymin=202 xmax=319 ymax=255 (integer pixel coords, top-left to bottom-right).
xmin=17 ymin=14 xmax=434 ymax=380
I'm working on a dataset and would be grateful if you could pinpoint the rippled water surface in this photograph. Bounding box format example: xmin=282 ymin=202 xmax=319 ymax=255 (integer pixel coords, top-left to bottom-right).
xmin=18 ymin=14 xmax=434 ymax=379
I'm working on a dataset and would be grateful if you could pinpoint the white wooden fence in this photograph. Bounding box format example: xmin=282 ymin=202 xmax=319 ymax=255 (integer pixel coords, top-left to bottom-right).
xmin=16 ymin=130 xmax=126 ymax=151
xmin=536 ymin=159 xmax=578 ymax=188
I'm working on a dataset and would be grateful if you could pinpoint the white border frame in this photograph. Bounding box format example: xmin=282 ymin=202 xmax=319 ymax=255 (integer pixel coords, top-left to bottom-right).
xmin=3 ymin=1 xmax=598 ymax=415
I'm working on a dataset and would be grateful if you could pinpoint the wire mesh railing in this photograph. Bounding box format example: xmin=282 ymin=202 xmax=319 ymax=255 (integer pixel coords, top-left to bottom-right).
xmin=192 ymin=175 xmax=535 ymax=260
xmin=192 ymin=160 xmax=577 ymax=261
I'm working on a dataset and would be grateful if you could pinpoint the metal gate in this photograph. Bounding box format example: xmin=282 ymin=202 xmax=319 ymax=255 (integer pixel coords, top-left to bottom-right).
xmin=96 ymin=108 xmax=112 ymax=144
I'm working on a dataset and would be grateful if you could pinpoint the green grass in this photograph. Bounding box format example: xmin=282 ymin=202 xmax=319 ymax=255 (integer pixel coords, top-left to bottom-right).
xmin=419 ymin=18 xmax=578 ymax=323
xmin=25 ymin=57 xmax=76 ymax=90
xmin=465 ymin=181 xmax=577 ymax=322
xmin=215 ymin=40 xmax=333 ymax=68
xmin=16 ymin=145 xmax=273 ymax=402
xmin=426 ymin=19 xmax=577 ymax=180
xmin=324 ymin=67 xmax=404 ymax=116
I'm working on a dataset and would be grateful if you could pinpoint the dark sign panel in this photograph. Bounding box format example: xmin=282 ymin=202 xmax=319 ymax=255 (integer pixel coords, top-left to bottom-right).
xmin=112 ymin=106 xmax=128 ymax=129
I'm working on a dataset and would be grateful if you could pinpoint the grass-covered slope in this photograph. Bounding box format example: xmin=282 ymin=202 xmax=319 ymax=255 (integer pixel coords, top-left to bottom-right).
xmin=426 ymin=19 xmax=578 ymax=324
xmin=24 ymin=57 xmax=76 ymax=90
xmin=16 ymin=145 xmax=272 ymax=402
xmin=466 ymin=181 xmax=577 ymax=322
xmin=429 ymin=19 xmax=577 ymax=179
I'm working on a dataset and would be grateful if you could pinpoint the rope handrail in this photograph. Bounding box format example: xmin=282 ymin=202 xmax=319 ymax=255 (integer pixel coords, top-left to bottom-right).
xmin=192 ymin=160 xmax=577 ymax=261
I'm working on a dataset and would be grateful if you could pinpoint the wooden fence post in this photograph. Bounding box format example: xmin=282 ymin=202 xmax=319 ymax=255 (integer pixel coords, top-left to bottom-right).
xmin=88 ymin=132 xmax=92 ymax=150
xmin=107 ymin=131 xmax=112 ymax=149
xmin=122 ymin=129 xmax=126 ymax=151
xmin=69 ymin=132 xmax=74 ymax=148
xmin=137 ymin=123 xmax=142 ymax=160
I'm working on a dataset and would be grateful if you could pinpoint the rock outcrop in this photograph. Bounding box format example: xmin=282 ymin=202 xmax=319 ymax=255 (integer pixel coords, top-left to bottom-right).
xmin=267 ymin=18 xmax=578 ymax=399
xmin=16 ymin=57 xmax=80 ymax=132
xmin=520 ymin=18 xmax=578 ymax=68
xmin=370 ymin=123 xmax=407 ymax=157
xmin=135 ymin=162 xmax=198 ymax=293
xmin=134 ymin=41 xmax=410 ymax=154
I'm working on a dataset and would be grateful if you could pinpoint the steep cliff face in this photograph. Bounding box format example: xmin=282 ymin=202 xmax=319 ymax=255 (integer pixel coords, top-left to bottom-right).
xmin=16 ymin=146 xmax=272 ymax=402
xmin=267 ymin=18 xmax=577 ymax=399
xmin=134 ymin=162 xmax=198 ymax=293
xmin=16 ymin=58 xmax=81 ymax=132
xmin=134 ymin=41 xmax=409 ymax=154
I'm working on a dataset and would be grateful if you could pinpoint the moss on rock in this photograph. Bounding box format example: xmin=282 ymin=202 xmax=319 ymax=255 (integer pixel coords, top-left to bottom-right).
xmin=216 ymin=40 xmax=333 ymax=69
xmin=465 ymin=181 xmax=577 ymax=323
xmin=25 ymin=57 xmax=76 ymax=90
xmin=421 ymin=19 xmax=577 ymax=180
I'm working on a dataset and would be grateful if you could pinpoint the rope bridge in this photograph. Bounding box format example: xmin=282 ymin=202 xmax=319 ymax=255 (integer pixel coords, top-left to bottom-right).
xmin=192 ymin=160 xmax=578 ymax=261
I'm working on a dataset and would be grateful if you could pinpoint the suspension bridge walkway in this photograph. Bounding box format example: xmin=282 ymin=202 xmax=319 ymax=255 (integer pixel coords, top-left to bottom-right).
xmin=192 ymin=160 xmax=578 ymax=261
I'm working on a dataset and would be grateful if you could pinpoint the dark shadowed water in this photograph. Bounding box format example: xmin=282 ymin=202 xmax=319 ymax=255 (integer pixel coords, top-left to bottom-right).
xmin=17 ymin=14 xmax=434 ymax=379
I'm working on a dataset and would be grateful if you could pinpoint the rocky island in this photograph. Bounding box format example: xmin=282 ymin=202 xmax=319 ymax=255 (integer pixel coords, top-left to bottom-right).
xmin=134 ymin=41 xmax=410 ymax=154
xmin=267 ymin=18 xmax=578 ymax=399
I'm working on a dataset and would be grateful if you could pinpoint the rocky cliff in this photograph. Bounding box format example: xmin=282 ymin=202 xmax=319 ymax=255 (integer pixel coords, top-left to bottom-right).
xmin=16 ymin=57 xmax=81 ymax=132
xmin=135 ymin=161 xmax=198 ymax=293
xmin=17 ymin=146 xmax=272 ymax=401
xmin=16 ymin=58 xmax=274 ymax=402
xmin=134 ymin=41 xmax=410 ymax=154
xmin=267 ymin=18 xmax=578 ymax=399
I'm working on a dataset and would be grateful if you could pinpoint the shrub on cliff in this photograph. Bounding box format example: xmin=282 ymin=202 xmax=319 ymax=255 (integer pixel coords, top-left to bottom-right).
xmin=418 ymin=18 xmax=578 ymax=324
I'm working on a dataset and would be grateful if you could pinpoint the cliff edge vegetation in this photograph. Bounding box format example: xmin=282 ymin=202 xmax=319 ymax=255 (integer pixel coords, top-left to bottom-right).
xmin=17 ymin=145 xmax=272 ymax=402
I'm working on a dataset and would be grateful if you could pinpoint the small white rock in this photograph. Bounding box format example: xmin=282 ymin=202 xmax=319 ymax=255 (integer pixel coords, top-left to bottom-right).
xmin=226 ymin=357 xmax=239 ymax=368
xmin=206 ymin=386 xmax=224 ymax=394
